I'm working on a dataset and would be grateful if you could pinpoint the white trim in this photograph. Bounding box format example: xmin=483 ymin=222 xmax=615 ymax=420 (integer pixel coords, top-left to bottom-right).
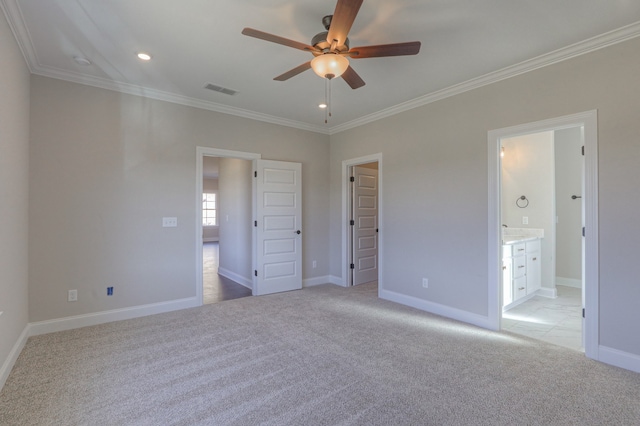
xmin=341 ymin=154 xmax=383 ymax=291
xmin=488 ymin=110 xmax=599 ymax=359
xmin=4 ymin=0 xmax=638 ymax=135
xmin=330 ymin=22 xmax=640 ymax=134
xmin=218 ymin=267 xmax=252 ymax=289
xmin=29 ymin=297 xmax=199 ymax=336
xmin=196 ymin=147 xmax=262 ymax=306
xmin=537 ymin=287 xmax=558 ymax=299
xmin=203 ymin=237 xmax=219 ymax=243
xmin=599 ymin=346 xmax=640 ymax=374
xmin=380 ymin=289 xmax=493 ymax=330
xmin=0 ymin=325 xmax=29 ymax=391
xmin=303 ymin=276 xmax=332 ymax=287
xmin=329 ymin=275 xmax=345 ymax=286
xmin=556 ymin=277 xmax=582 ymax=289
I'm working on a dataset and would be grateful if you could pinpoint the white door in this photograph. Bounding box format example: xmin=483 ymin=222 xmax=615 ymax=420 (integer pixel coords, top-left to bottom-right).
xmin=255 ymin=159 xmax=302 ymax=295
xmin=351 ymin=165 xmax=378 ymax=285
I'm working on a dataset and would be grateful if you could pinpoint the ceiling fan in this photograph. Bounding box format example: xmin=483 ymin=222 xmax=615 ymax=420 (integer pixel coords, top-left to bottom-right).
xmin=241 ymin=0 xmax=421 ymax=89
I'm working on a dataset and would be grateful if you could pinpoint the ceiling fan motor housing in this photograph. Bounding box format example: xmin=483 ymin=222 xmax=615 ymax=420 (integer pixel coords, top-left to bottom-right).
xmin=311 ymin=32 xmax=350 ymax=53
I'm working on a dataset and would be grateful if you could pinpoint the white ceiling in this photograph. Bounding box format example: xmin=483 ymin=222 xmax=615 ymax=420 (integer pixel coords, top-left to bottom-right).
xmin=3 ymin=0 xmax=640 ymax=134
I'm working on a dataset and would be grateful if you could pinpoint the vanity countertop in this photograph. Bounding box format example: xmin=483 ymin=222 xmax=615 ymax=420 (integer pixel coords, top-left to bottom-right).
xmin=502 ymin=227 xmax=544 ymax=245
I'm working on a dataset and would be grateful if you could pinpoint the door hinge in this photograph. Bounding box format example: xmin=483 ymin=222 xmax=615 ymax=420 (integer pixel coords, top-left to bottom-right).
xmin=254 ymin=171 xmax=257 ymax=178
xmin=254 ymin=220 xmax=257 ymax=227
xmin=582 ymin=227 xmax=585 ymax=237
xmin=350 ymin=263 xmax=355 ymax=270
xmin=581 ymin=145 xmax=585 ymax=156
xmin=350 ymin=220 xmax=355 ymax=226
xmin=582 ymin=308 xmax=585 ymax=318
xmin=350 ymin=176 xmax=355 ymax=182
xmin=254 ymin=270 xmax=258 ymax=277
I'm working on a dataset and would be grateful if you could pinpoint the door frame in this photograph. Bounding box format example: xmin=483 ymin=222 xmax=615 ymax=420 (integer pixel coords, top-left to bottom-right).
xmin=196 ymin=147 xmax=261 ymax=305
xmin=487 ymin=110 xmax=599 ymax=360
xmin=342 ymin=153 xmax=383 ymax=290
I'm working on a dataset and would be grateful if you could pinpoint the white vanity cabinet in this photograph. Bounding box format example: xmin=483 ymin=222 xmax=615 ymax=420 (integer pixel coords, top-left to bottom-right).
xmin=502 ymin=238 xmax=542 ymax=308
xmin=525 ymin=240 xmax=541 ymax=294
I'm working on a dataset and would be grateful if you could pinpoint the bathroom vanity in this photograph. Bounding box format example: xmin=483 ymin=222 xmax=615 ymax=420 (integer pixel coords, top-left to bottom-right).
xmin=502 ymin=228 xmax=543 ymax=309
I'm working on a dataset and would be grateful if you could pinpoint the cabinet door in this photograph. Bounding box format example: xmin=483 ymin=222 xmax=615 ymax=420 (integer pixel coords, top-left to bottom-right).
xmin=502 ymin=258 xmax=513 ymax=306
xmin=526 ymin=253 xmax=541 ymax=294
xmin=514 ymin=276 xmax=527 ymax=300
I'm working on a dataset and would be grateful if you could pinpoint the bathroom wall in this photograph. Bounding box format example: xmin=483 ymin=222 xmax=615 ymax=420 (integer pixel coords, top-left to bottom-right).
xmin=501 ymin=131 xmax=555 ymax=290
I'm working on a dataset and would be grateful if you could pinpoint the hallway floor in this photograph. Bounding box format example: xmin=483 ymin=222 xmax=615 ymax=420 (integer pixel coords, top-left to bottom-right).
xmin=502 ymin=285 xmax=582 ymax=351
xmin=203 ymin=242 xmax=252 ymax=304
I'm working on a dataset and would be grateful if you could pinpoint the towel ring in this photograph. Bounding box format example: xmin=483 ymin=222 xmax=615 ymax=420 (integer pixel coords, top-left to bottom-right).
xmin=516 ymin=195 xmax=529 ymax=208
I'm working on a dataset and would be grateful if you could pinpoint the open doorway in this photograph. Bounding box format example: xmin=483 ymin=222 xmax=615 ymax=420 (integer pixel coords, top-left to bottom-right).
xmin=202 ymin=156 xmax=252 ymax=304
xmin=487 ymin=110 xmax=599 ymax=360
xmin=342 ymin=154 xmax=383 ymax=290
xmin=499 ymin=128 xmax=583 ymax=350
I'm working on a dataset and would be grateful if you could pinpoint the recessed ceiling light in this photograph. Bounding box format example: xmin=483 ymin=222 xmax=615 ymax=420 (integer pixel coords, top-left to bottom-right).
xmin=137 ymin=52 xmax=152 ymax=61
xmin=73 ymin=56 xmax=92 ymax=66
xmin=319 ymin=103 xmax=327 ymax=109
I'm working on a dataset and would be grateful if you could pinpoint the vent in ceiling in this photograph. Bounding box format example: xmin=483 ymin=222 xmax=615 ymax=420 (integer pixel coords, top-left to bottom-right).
xmin=204 ymin=83 xmax=238 ymax=96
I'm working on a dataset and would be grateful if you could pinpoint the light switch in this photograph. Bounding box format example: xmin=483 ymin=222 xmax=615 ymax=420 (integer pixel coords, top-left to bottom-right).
xmin=163 ymin=217 xmax=178 ymax=227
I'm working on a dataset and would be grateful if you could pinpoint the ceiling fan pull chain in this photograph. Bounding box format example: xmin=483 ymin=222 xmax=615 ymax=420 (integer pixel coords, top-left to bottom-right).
xmin=324 ymin=78 xmax=329 ymax=124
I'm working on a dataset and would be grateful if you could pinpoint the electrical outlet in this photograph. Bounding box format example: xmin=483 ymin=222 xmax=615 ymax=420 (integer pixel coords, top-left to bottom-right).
xmin=422 ymin=278 xmax=429 ymax=288
xmin=522 ymin=216 xmax=529 ymax=225
xmin=312 ymin=260 xmax=317 ymax=269
xmin=162 ymin=217 xmax=178 ymax=227
xmin=68 ymin=289 xmax=78 ymax=302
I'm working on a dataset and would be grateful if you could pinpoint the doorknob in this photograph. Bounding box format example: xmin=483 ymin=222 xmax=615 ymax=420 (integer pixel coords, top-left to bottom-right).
xmin=296 ymin=230 xmax=301 ymax=235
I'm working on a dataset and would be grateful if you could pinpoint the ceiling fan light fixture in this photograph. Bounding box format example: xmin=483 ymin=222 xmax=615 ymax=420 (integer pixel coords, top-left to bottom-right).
xmin=311 ymin=54 xmax=349 ymax=79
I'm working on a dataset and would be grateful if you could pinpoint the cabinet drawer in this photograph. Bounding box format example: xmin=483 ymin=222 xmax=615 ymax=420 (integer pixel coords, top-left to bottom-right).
xmin=513 ymin=255 xmax=526 ymax=278
xmin=514 ymin=276 xmax=527 ymax=300
xmin=526 ymin=239 xmax=540 ymax=253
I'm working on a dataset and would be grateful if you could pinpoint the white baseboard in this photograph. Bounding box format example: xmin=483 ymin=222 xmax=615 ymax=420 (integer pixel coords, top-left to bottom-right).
xmin=599 ymin=345 xmax=640 ymax=374
xmin=329 ymin=275 xmax=346 ymax=286
xmin=217 ymin=267 xmax=252 ymax=289
xmin=379 ymin=288 xmax=492 ymax=329
xmin=0 ymin=325 xmax=30 ymax=392
xmin=303 ymin=275 xmax=331 ymax=287
xmin=538 ymin=287 xmax=558 ymax=298
xmin=29 ymin=297 xmax=200 ymax=336
xmin=556 ymin=277 xmax=582 ymax=289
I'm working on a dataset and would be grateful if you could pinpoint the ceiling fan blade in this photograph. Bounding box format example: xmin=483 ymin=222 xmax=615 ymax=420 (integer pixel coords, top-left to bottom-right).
xmin=326 ymin=0 xmax=364 ymax=49
xmin=274 ymin=61 xmax=312 ymax=81
xmin=242 ymin=28 xmax=318 ymax=52
xmin=341 ymin=66 xmax=365 ymax=89
xmin=349 ymin=41 xmax=421 ymax=59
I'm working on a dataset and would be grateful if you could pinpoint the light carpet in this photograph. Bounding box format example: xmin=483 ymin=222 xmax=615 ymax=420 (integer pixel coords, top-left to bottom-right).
xmin=1 ymin=283 xmax=639 ymax=425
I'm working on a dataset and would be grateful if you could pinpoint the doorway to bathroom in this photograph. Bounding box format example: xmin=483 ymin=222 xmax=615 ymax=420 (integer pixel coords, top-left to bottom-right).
xmin=487 ymin=111 xmax=599 ymax=360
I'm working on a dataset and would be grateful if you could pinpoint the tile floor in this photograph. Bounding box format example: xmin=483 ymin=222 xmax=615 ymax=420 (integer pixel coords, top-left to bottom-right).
xmin=502 ymin=285 xmax=583 ymax=351
xmin=203 ymin=242 xmax=252 ymax=304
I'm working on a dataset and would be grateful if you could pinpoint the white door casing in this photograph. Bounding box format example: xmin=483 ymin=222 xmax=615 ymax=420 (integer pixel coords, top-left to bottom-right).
xmin=351 ymin=165 xmax=378 ymax=285
xmin=254 ymin=159 xmax=302 ymax=295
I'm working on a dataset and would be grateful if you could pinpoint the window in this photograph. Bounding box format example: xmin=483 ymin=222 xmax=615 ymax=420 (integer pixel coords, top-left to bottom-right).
xmin=203 ymin=192 xmax=217 ymax=226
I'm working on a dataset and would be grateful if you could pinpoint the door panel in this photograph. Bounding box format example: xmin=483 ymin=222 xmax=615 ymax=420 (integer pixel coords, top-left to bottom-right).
xmin=255 ymin=160 xmax=302 ymax=295
xmin=352 ymin=165 xmax=378 ymax=285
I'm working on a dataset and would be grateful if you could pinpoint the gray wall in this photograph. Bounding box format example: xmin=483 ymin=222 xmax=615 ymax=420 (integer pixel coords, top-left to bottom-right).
xmin=330 ymin=36 xmax=640 ymax=357
xmin=555 ymin=128 xmax=583 ymax=282
xmin=28 ymin=75 xmax=330 ymax=322
xmin=218 ymin=158 xmax=252 ymax=283
xmin=0 ymin=10 xmax=30 ymax=380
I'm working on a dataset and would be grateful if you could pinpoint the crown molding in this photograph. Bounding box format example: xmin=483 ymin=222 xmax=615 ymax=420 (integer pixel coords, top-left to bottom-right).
xmin=0 ymin=0 xmax=36 ymax=72
xmin=3 ymin=0 xmax=640 ymax=136
xmin=30 ymin=64 xmax=330 ymax=135
xmin=329 ymin=21 xmax=640 ymax=134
